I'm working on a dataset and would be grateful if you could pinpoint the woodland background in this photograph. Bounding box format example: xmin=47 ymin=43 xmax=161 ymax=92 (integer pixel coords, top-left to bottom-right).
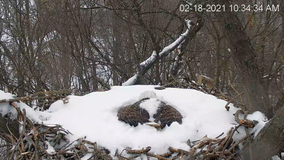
xmin=0 ymin=0 xmax=283 ymax=107
xmin=0 ymin=0 xmax=284 ymax=159
xmin=0 ymin=0 xmax=283 ymax=106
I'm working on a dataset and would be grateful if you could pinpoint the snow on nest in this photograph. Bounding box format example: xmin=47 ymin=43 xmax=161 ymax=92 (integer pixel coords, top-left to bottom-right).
xmin=0 ymin=90 xmax=45 ymax=122
xmin=43 ymin=85 xmax=267 ymax=155
xmin=0 ymin=86 xmax=268 ymax=157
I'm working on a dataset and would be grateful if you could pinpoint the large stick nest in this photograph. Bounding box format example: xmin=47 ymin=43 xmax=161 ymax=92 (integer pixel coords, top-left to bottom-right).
xmin=2 ymin=105 xmax=256 ymax=159
xmin=0 ymin=89 xmax=257 ymax=160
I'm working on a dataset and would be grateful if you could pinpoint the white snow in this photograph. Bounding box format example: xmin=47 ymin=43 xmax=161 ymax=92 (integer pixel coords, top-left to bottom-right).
xmin=272 ymin=155 xmax=281 ymax=160
xmin=159 ymin=20 xmax=192 ymax=58
xmin=0 ymin=90 xmax=45 ymax=122
xmin=0 ymin=91 xmax=17 ymax=119
xmin=43 ymin=86 xmax=267 ymax=156
xmin=140 ymin=51 xmax=157 ymax=67
xmin=0 ymin=86 xmax=268 ymax=157
xmin=140 ymin=98 xmax=160 ymax=119
xmin=122 ymin=74 xmax=138 ymax=86
xmin=123 ymin=20 xmax=193 ymax=86
xmin=247 ymin=111 xmax=268 ymax=137
xmin=45 ymin=141 xmax=56 ymax=154
xmin=156 ymin=20 xmax=193 ymax=60
xmin=81 ymin=154 xmax=93 ymax=160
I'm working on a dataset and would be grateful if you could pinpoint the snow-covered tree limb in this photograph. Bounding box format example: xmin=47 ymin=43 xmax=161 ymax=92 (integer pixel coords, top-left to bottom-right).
xmin=122 ymin=20 xmax=198 ymax=86
xmin=171 ymin=17 xmax=204 ymax=77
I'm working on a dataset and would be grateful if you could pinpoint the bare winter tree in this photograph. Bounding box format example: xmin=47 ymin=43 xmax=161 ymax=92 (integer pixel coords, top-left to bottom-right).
xmin=212 ymin=0 xmax=284 ymax=159
xmin=0 ymin=0 xmax=283 ymax=159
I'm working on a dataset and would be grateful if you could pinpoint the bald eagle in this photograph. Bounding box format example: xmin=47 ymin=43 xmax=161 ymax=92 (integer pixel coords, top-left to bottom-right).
xmin=117 ymin=98 xmax=183 ymax=129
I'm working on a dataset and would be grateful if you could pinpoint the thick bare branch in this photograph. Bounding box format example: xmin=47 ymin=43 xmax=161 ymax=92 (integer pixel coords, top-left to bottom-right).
xmin=122 ymin=19 xmax=199 ymax=86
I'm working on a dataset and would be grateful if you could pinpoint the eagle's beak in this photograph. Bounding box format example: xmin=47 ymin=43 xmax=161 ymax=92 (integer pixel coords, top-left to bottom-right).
xmin=145 ymin=122 xmax=161 ymax=130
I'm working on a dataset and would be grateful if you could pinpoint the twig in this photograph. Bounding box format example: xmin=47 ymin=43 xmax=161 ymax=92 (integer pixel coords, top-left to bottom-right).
xmin=224 ymin=93 xmax=243 ymax=111
xmin=125 ymin=146 xmax=151 ymax=154
xmin=234 ymin=110 xmax=255 ymax=128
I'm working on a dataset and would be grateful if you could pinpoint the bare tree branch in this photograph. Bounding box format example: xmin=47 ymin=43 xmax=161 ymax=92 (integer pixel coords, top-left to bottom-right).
xmin=122 ymin=20 xmax=199 ymax=86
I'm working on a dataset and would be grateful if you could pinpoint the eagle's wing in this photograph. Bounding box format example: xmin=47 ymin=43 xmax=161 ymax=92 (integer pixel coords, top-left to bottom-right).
xmin=117 ymin=98 xmax=150 ymax=127
xmin=153 ymin=102 xmax=183 ymax=128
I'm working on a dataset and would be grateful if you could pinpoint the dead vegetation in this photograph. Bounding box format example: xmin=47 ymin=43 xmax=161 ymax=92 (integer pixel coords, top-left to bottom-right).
xmin=0 ymin=88 xmax=258 ymax=160
xmin=115 ymin=116 xmax=255 ymax=160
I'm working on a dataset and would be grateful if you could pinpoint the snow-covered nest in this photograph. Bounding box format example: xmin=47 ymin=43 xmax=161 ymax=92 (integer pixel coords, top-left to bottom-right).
xmin=0 ymin=86 xmax=267 ymax=159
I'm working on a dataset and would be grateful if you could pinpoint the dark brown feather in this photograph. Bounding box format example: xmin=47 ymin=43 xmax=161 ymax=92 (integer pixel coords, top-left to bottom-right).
xmin=117 ymin=98 xmax=150 ymax=127
xmin=153 ymin=102 xmax=183 ymax=128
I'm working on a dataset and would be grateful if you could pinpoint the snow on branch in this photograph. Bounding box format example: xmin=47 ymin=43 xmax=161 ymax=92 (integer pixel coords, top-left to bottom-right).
xmin=123 ymin=20 xmax=195 ymax=86
xmin=122 ymin=74 xmax=138 ymax=86
xmin=159 ymin=20 xmax=193 ymax=58
xmin=139 ymin=51 xmax=157 ymax=67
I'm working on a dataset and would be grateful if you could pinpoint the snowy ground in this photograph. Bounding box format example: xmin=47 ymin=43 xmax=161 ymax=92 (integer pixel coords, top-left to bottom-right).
xmin=0 ymin=86 xmax=267 ymax=157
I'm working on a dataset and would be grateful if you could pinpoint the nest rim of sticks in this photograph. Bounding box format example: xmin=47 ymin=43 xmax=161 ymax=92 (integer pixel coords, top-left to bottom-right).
xmin=0 ymin=88 xmax=259 ymax=160
xmin=1 ymin=100 xmax=257 ymax=160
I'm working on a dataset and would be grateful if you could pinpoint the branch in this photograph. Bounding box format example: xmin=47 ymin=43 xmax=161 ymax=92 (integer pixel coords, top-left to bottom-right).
xmin=234 ymin=110 xmax=256 ymax=128
xmin=275 ymin=93 xmax=284 ymax=110
xmin=171 ymin=15 xmax=204 ymax=77
xmin=122 ymin=20 xmax=196 ymax=86
xmin=0 ymin=90 xmax=71 ymax=104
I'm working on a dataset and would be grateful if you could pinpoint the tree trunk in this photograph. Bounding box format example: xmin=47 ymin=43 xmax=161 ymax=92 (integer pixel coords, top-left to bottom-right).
xmin=213 ymin=1 xmax=282 ymax=159
xmin=215 ymin=39 xmax=221 ymax=90
xmin=214 ymin=0 xmax=273 ymax=119
xmin=241 ymin=106 xmax=284 ymax=160
xmin=112 ymin=11 xmax=122 ymax=85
